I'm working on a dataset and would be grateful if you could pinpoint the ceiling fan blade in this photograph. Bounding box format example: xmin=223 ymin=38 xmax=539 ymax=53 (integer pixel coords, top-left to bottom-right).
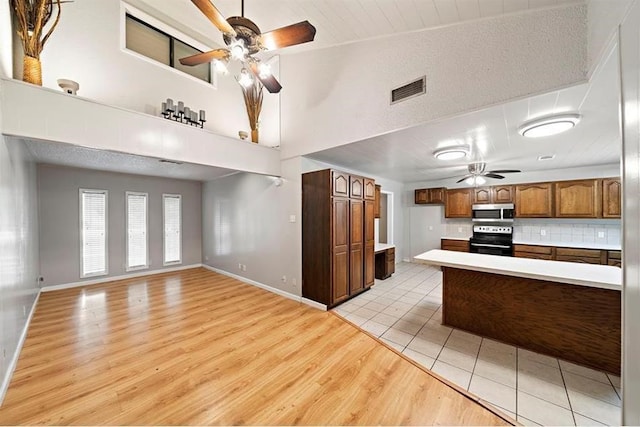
xmin=456 ymin=174 xmax=473 ymax=183
xmin=484 ymin=173 xmax=506 ymax=179
xmin=248 ymin=62 xmax=283 ymax=93
xmin=191 ymin=0 xmax=237 ymax=37
xmin=259 ymin=21 xmax=317 ymax=50
xmin=179 ymin=48 xmax=230 ymax=66
xmin=488 ymin=169 xmax=521 ymax=174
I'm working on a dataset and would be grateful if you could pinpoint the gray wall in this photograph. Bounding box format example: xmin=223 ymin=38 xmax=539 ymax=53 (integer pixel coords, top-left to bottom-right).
xmin=0 ymin=137 xmax=40 ymax=400
xmin=38 ymin=165 xmax=202 ymax=286
xmin=202 ymin=169 xmax=301 ymax=296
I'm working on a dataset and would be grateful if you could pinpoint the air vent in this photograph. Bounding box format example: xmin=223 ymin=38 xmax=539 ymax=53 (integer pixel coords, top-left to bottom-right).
xmin=391 ymin=76 xmax=426 ymax=104
xmin=159 ymin=159 xmax=183 ymax=165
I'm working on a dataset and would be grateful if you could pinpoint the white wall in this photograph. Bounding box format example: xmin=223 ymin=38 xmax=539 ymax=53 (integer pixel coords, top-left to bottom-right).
xmin=0 ymin=135 xmax=40 ymax=402
xmin=279 ymin=4 xmax=587 ymax=159
xmin=587 ymin=0 xmax=634 ymax=77
xmin=37 ymin=164 xmax=203 ymax=286
xmin=202 ymin=158 xmax=302 ymax=296
xmin=26 ymin=0 xmax=280 ymax=146
xmin=0 ymin=0 xmax=11 ymax=78
xmin=620 ymin=0 xmax=640 ymax=423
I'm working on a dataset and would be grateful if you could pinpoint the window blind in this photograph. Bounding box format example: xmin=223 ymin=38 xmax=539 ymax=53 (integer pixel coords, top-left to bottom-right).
xmin=163 ymin=194 xmax=181 ymax=264
xmin=125 ymin=15 xmax=171 ymax=65
xmin=127 ymin=192 xmax=148 ymax=270
xmin=81 ymin=190 xmax=107 ymax=277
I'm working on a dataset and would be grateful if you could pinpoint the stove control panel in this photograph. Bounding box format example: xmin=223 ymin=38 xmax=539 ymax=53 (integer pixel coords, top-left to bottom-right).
xmin=473 ymin=225 xmax=513 ymax=234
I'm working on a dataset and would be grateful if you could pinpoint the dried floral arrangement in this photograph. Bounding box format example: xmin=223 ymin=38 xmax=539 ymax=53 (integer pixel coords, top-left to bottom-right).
xmin=240 ymin=79 xmax=264 ymax=143
xmin=11 ymin=0 xmax=64 ymax=85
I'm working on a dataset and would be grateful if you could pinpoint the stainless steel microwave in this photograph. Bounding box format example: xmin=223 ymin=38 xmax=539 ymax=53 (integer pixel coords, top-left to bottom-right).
xmin=471 ymin=203 xmax=515 ymax=222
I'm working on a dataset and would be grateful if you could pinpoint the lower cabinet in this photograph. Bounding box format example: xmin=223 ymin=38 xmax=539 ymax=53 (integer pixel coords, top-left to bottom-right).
xmin=441 ymin=239 xmax=469 ymax=252
xmin=514 ymin=244 xmax=620 ymax=266
xmin=375 ymin=247 xmax=395 ymax=280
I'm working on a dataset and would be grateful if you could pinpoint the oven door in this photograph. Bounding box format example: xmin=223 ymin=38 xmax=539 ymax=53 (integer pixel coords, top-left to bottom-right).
xmin=469 ymin=241 xmax=513 ymax=256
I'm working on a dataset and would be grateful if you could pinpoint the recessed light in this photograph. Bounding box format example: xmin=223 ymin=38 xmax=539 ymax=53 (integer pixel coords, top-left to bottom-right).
xmin=538 ymin=155 xmax=555 ymax=161
xmin=434 ymin=147 xmax=468 ymax=161
xmin=519 ymin=113 xmax=581 ymax=138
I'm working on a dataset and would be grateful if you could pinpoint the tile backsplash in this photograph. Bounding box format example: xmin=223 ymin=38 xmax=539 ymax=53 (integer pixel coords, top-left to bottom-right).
xmin=513 ymin=219 xmax=621 ymax=246
xmin=443 ymin=220 xmax=473 ymax=238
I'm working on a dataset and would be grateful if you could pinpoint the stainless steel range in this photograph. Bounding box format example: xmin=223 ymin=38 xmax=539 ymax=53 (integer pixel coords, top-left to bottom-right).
xmin=469 ymin=225 xmax=513 ymax=256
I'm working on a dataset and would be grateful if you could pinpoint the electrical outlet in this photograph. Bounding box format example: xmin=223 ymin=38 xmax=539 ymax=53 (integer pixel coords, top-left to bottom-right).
xmin=241 ymin=265 xmax=247 ymax=272
xmin=540 ymin=229 xmax=546 ymax=236
xmin=281 ymin=275 xmax=287 ymax=283
xmin=457 ymin=227 xmax=463 ymax=233
xmin=289 ymin=215 xmax=296 ymax=223
xmin=428 ymin=226 xmax=433 ymax=231
xmin=238 ymin=263 xmax=242 ymax=270
xmin=598 ymin=231 xmax=605 ymax=238
xmin=292 ymin=278 xmax=297 ymax=287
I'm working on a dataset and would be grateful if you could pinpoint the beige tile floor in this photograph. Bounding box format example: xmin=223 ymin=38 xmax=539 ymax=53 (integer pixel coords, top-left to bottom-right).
xmin=333 ymin=262 xmax=622 ymax=426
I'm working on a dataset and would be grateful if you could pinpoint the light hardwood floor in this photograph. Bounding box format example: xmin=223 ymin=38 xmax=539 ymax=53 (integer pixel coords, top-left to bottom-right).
xmin=0 ymin=268 xmax=513 ymax=425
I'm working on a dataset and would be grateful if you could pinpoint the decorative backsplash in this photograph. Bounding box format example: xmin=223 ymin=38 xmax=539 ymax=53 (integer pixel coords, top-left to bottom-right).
xmin=513 ymin=219 xmax=621 ymax=246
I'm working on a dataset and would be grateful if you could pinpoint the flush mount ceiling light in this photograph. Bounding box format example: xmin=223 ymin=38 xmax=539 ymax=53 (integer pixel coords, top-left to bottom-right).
xmin=538 ymin=154 xmax=555 ymax=161
xmin=519 ymin=113 xmax=581 ymax=138
xmin=433 ymin=147 xmax=469 ymax=161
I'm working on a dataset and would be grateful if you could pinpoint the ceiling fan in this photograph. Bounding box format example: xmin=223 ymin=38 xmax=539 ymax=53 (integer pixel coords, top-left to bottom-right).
xmin=455 ymin=162 xmax=521 ymax=184
xmin=179 ymin=0 xmax=317 ymax=93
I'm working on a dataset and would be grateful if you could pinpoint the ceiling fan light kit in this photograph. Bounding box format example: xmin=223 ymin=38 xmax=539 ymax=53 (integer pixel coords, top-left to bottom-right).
xmin=433 ymin=147 xmax=468 ymax=161
xmin=180 ymin=0 xmax=317 ymax=94
xmin=518 ymin=113 xmax=581 ymax=138
xmin=455 ymin=162 xmax=522 ymax=185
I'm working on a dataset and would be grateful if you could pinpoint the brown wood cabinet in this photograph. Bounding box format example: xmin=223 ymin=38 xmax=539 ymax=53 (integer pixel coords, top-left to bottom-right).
xmin=415 ymin=187 xmax=445 ymax=204
xmin=555 ymin=179 xmax=601 ymax=218
xmin=441 ymin=239 xmax=469 ymax=252
xmin=472 ymin=185 xmax=513 ymax=204
xmin=302 ymin=169 xmax=375 ymax=307
xmin=513 ymin=244 xmax=554 ymax=260
xmin=515 ymin=183 xmax=554 ymax=217
xmin=608 ymin=250 xmax=621 ymax=267
xmin=375 ymin=247 xmax=395 ymax=280
xmin=555 ymin=247 xmax=604 ymax=264
xmin=374 ymin=185 xmax=381 ymax=219
xmin=364 ymin=178 xmax=376 ymax=200
xmin=445 ymin=189 xmax=472 ymax=218
xmin=602 ymin=178 xmax=621 ymax=218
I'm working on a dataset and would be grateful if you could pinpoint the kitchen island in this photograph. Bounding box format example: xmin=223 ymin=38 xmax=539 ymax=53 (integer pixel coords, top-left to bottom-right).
xmin=415 ymin=250 xmax=622 ymax=374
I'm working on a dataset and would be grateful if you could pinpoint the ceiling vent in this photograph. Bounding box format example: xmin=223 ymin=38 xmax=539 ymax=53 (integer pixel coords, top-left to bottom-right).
xmin=391 ymin=76 xmax=426 ymax=104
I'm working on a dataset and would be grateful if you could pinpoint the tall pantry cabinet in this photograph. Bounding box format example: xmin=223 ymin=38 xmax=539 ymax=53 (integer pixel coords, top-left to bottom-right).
xmin=302 ymin=169 xmax=375 ymax=307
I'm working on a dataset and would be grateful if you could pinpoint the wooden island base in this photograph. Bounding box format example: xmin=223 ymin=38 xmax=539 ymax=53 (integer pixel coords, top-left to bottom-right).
xmin=442 ymin=267 xmax=621 ymax=374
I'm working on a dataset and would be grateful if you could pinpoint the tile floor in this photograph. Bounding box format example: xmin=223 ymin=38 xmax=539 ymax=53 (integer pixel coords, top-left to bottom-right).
xmin=332 ymin=262 xmax=622 ymax=426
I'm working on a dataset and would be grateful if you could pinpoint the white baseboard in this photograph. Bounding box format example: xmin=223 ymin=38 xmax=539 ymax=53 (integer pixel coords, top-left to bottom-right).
xmin=0 ymin=289 xmax=41 ymax=406
xmin=201 ymin=264 xmax=326 ymax=310
xmin=41 ymin=264 xmax=203 ymax=292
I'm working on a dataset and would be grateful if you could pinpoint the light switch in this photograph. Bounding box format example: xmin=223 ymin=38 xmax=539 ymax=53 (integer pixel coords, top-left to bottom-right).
xmin=289 ymin=215 xmax=296 ymax=223
xmin=428 ymin=226 xmax=433 ymax=231
xmin=541 ymin=230 xmax=546 ymax=236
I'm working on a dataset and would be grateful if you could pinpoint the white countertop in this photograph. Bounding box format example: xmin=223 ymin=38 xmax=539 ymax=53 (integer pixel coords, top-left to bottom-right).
xmin=375 ymin=243 xmax=395 ymax=252
xmin=440 ymin=236 xmax=471 ymax=241
xmin=513 ymin=239 xmax=621 ymax=251
xmin=414 ymin=249 xmax=621 ymax=291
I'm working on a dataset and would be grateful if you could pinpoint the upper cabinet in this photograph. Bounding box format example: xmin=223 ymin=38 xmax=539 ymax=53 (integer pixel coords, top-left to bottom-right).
xmin=374 ymin=184 xmax=381 ymax=219
xmin=415 ymin=187 xmax=445 ymax=204
xmin=332 ymin=171 xmax=349 ymax=197
xmin=602 ymin=178 xmax=621 ymax=218
xmin=473 ymin=185 xmax=513 ymax=204
xmin=555 ymin=179 xmax=601 ymax=218
xmin=364 ymin=178 xmax=376 ymax=201
xmin=350 ymin=175 xmax=364 ymax=199
xmin=515 ymin=183 xmax=553 ymax=217
xmin=445 ymin=188 xmax=472 ymax=218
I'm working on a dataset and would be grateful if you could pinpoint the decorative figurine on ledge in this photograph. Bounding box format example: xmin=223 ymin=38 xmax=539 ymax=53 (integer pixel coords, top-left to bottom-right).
xmin=161 ymin=98 xmax=206 ymax=128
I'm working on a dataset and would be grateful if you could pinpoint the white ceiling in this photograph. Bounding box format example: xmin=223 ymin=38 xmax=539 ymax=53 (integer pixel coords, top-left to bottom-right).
xmin=20 ymin=139 xmax=238 ymax=181
xmin=145 ymin=0 xmax=583 ymax=53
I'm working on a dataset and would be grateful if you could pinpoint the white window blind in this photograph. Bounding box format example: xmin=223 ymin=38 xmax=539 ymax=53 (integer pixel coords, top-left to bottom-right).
xmin=126 ymin=192 xmax=148 ymax=270
xmin=163 ymin=194 xmax=182 ymax=265
xmin=80 ymin=189 xmax=108 ymax=277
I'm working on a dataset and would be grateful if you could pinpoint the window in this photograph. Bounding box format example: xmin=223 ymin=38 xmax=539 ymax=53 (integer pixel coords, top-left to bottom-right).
xmin=163 ymin=194 xmax=182 ymax=265
xmin=80 ymin=189 xmax=108 ymax=278
xmin=126 ymin=192 xmax=148 ymax=271
xmin=125 ymin=13 xmax=212 ymax=84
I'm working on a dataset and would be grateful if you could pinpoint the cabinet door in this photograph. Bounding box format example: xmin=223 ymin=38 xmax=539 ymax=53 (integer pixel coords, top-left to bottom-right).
xmin=473 ymin=187 xmax=492 ymax=204
xmin=492 ymin=185 xmax=514 ymax=203
xmin=602 ymin=178 xmax=621 ymax=218
xmin=429 ymin=187 xmax=445 ymax=204
xmin=515 ymin=183 xmax=553 ymax=217
xmin=364 ymin=178 xmax=376 ymax=200
xmin=555 ymin=179 xmax=601 ymax=218
xmin=445 ymin=189 xmax=472 ymax=218
xmin=332 ymin=171 xmax=349 ymax=197
xmin=349 ymin=200 xmax=364 ymax=294
xmin=332 ymin=198 xmax=349 ymax=304
xmin=365 ymin=199 xmax=375 ymax=288
xmin=374 ymin=185 xmax=381 ymax=218
xmin=415 ymin=189 xmax=428 ymax=204
xmin=350 ymin=176 xmax=364 ymax=199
